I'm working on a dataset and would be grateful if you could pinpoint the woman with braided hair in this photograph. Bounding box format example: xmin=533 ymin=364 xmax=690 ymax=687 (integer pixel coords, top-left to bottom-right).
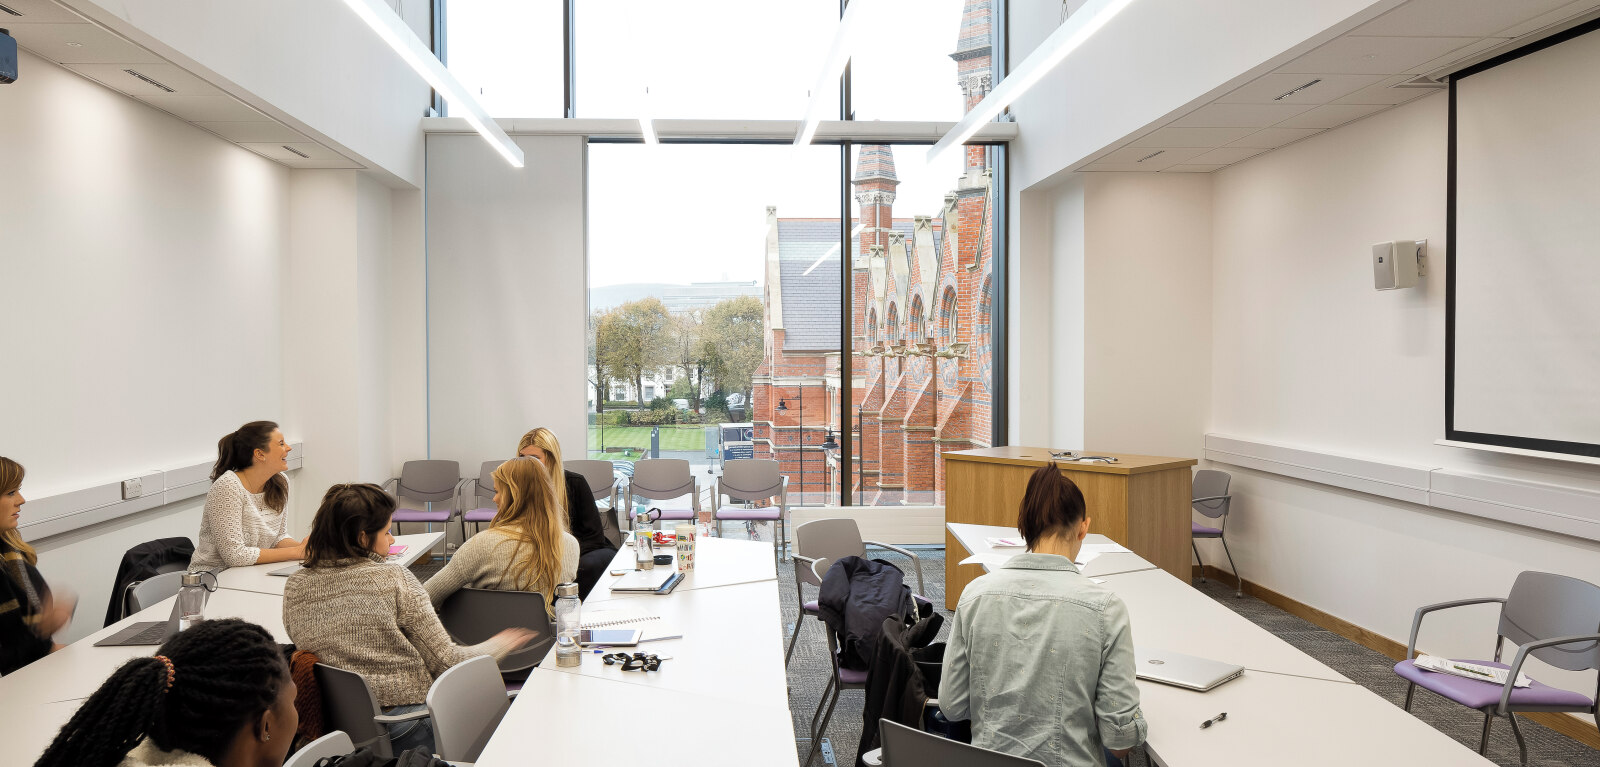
xmin=33 ymin=618 xmax=297 ymax=767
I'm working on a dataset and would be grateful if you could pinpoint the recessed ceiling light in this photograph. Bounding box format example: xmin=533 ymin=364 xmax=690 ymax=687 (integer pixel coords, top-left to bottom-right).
xmin=66 ymin=42 xmax=83 ymax=47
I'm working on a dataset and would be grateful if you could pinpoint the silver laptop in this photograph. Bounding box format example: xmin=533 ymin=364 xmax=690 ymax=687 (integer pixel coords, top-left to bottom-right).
xmin=1134 ymin=647 xmax=1243 ymax=691
xmin=94 ymin=597 xmax=189 ymax=647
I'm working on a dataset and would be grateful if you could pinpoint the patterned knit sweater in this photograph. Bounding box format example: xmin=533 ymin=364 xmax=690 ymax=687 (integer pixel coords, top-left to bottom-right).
xmin=423 ymin=527 xmax=579 ymax=616
xmin=189 ymin=471 xmax=290 ymax=570
xmin=282 ymin=555 xmax=519 ymax=707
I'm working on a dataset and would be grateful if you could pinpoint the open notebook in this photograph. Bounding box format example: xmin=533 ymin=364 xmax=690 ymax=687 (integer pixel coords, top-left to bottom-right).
xmin=581 ymin=609 xmax=678 ymax=641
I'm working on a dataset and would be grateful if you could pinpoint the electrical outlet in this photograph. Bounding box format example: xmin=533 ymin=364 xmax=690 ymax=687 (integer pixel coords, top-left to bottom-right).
xmin=121 ymin=478 xmax=143 ymax=500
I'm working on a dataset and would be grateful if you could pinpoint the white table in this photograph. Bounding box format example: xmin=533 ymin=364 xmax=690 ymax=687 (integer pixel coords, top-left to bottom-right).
xmin=214 ymin=532 xmax=445 ymax=596
xmin=0 ymin=698 xmax=86 ymax=763
xmin=586 ymin=535 xmax=778 ymax=602
xmin=476 ymin=669 xmax=799 ymax=766
xmin=947 ymin=523 xmax=1159 ymax=578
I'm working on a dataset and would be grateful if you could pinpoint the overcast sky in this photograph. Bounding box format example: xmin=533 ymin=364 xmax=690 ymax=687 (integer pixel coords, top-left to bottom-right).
xmin=446 ymin=0 xmax=971 ymax=288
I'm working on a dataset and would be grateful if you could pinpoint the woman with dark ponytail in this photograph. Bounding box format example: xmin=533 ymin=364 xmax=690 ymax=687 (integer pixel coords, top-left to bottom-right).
xmin=33 ymin=618 xmax=297 ymax=767
xmin=190 ymin=422 xmax=303 ymax=570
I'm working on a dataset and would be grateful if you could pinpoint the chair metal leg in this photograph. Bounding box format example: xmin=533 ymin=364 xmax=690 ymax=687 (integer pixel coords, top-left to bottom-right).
xmin=1478 ymin=710 xmax=1493 ymax=754
xmin=807 ymin=680 xmax=843 ymax=766
xmin=785 ymin=615 xmax=806 ymax=666
xmin=810 ymin=675 xmax=835 ymax=736
xmin=1192 ymin=540 xmax=1206 ymax=583
xmin=1508 ymin=712 xmax=1528 ymax=767
xmin=1402 ymin=682 xmax=1416 ymax=711
xmin=1219 ymin=535 xmax=1242 ymax=597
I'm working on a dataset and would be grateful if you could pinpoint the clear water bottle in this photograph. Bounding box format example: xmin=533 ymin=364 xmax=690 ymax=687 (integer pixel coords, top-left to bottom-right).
xmin=553 ymin=582 xmax=581 ymax=667
xmin=176 ymin=571 xmax=213 ymax=631
xmin=633 ymin=510 xmax=656 ymax=569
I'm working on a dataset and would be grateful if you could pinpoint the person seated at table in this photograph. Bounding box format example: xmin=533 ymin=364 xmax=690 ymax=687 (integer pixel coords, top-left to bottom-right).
xmin=33 ymin=618 xmax=296 ymax=767
xmin=425 ymin=456 xmax=578 ymax=615
xmin=189 ymin=421 xmax=303 ymax=570
xmin=516 ymin=427 xmax=617 ymax=598
xmin=0 ymin=456 xmax=75 ymax=675
xmin=941 ymin=463 xmax=1147 ymax=767
xmin=283 ymin=482 xmax=536 ymax=754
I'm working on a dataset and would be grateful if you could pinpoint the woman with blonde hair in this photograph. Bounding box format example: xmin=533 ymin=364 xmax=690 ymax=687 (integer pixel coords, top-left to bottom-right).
xmin=0 ymin=456 xmax=75 ymax=674
xmin=516 ymin=427 xmax=616 ymax=597
xmin=425 ymin=456 xmax=579 ymax=614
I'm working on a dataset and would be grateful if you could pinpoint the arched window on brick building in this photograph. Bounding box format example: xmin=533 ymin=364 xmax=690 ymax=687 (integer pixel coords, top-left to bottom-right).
xmin=886 ymin=303 xmax=899 ymax=342
xmin=867 ymin=308 xmax=878 ymax=344
xmin=978 ymin=276 xmax=993 ymax=395
xmin=939 ymin=287 xmax=958 ymax=346
xmin=909 ymin=296 xmax=926 ymax=342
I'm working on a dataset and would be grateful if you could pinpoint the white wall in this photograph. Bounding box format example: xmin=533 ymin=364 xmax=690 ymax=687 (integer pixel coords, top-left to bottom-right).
xmin=0 ymin=51 xmax=289 ymax=642
xmin=424 ymin=134 xmax=588 ymax=474
xmin=63 ymin=0 xmax=431 ymax=187
xmin=1211 ymin=91 xmax=1600 ymax=703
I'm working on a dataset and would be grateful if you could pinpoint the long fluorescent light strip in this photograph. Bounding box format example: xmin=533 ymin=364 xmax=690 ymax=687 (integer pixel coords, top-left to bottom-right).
xmin=795 ymin=0 xmax=873 ymax=148
xmin=340 ymin=0 xmax=523 ymax=168
xmin=927 ymin=0 xmax=1138 ymax=163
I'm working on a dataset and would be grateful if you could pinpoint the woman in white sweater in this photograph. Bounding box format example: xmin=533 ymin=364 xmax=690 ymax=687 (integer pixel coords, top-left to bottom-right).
xmin=426 ymin=456 xmax=579 ymax=615
xmin=189 ymin=421 xmax=303 ymax=570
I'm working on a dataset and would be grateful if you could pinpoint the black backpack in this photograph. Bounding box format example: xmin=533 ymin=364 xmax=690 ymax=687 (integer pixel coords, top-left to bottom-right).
xmin=314 ymin=746 xmax=450 ymax=767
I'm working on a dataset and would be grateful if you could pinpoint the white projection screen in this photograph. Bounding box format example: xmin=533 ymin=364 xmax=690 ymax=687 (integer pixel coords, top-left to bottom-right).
xmin=1448 ymin=20 xmax=1600 ymax=460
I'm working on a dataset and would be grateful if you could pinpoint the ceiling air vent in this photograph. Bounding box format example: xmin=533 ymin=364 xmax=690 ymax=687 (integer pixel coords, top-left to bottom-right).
xmin=123 ymin=69 xmax=175 ymax=93
xmin=281 ymin=145 xmax=311 ymax=159
xmin=1136 ymin=150 xmax=1165 ymax=163
xmin=1273 ymin=79 xmax=1321 ymax=101
xmin=0 ymin=3 xmax=23 ymax=17
xmin=1393 ymin=75 xmax=1446 ymax=89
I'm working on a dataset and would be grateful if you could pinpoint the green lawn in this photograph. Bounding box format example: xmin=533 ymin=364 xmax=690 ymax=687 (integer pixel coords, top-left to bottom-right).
xmin=587 ymin=425 xmax=706 ymax=453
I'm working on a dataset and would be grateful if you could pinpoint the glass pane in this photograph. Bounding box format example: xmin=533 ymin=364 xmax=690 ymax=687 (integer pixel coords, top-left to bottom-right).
xmin=575 ymin=0 xmax=836 ymax=120
xmin=846 ymin=139 xmax=997 ymax=507
xmin=445 ymin=0 xmax=565 ymax=117
xmin=850 ymin=0 xmax=989 ymax=122
xmin=587 ymin=145 xmax=843 ymax=519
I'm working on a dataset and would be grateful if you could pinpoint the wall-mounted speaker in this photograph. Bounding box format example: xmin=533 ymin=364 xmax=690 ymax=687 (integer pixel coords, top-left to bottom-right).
xmin=1373 ymin=239 xmax=1426 ymax=290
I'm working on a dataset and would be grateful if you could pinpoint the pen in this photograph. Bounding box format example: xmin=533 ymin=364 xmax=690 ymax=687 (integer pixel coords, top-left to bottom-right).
xmin=1199 ymin=712 xmax=1228 ymax=729
xmin=639 ymin=635 xmax=683 ymax=643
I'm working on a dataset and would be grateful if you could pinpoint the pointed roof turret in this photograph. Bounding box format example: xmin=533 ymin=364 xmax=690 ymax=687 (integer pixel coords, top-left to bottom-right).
xmin=852 ymin=144 xmax=900 ymax=185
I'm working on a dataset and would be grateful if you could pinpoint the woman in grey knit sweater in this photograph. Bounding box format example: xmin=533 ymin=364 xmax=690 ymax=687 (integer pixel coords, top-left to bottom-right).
xmin=283 ymin=483 xmax=536 ymax=754
xmin=425 ymin=457 xmax=579 ymax=616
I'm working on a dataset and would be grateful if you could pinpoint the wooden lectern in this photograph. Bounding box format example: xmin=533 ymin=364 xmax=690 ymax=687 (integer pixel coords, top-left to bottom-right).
xmin=943 ymin=447 xmax=1197 ymax=610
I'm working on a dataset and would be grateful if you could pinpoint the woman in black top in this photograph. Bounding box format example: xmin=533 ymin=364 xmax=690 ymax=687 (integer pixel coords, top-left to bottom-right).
xmin=0 ymin=456 xmax=73 ymax=675
xmin=517 ymin=427 xmax=617 ymax=597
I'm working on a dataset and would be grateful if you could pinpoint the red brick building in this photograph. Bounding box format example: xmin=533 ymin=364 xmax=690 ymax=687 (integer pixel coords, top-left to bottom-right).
xmin=752 ymin=0 xmax=995 ymax=505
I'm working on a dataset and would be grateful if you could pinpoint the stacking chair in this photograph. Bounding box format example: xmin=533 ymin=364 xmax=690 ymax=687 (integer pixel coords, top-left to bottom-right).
xmin=568 ymin=458 xmax=625 ymax=548
xmin=788 ymin=518 xmax=926 ymax=666
xmin=314 ymin=663 xmax=428 ymax=758
xmin=806 ymin=556 xmax=871 ymax=766
xmin=625 ymin=458 xmax=699 ymax=529
xmin=426 ymin=655 xmax=516 ymax=762
xmin=384 ymin=460 xmax=465 ymax=536
xmin=126 ymin=571 xmax=185 ymax=616
xmin=1190 ymin=469 xmax=1241 ymax=597
xmin=437 ymin=587 xmax=555 ymax=677
xmin=283 ymin=730 xmax=354 ymax=767
xmin=711 ymin=458 xmax=789 ymax=560
xmin=870 ymin=719 xmax=1045 ymax=767
xmin=459 ymin=460 xmax=501 ymax=540
xmin=1394 ymin=571 xmax=1600 ymax=766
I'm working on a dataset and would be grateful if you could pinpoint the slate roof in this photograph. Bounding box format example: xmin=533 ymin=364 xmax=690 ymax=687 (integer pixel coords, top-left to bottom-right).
xmin=775 ymin=218 xmax=939 ymax=352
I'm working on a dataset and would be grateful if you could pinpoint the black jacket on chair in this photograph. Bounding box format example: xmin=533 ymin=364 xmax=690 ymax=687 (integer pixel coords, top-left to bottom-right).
xmin=855 ymin=612 xmax=949 ymax=766
xmin=103 ymin=537 xmax=194 ymax=626
xmin=817 ymin=556 xmax=914 ymax=672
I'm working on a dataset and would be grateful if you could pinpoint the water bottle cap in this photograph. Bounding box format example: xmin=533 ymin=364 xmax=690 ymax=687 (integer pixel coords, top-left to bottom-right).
xmin=181 ymin=571 xmax=206 ymax=586
xmin=555 ymin=582 xmax=580 ymax=597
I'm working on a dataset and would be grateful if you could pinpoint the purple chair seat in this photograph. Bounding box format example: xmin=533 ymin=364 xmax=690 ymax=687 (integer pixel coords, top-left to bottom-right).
xmin=838 ymin=667 xmax=870 ymax=685
xmin=650 ymin=508 xmax=696 ymax=520
xmin=716 ymin=508 xmax=782 ymax=521
xmin=1394 ymin=659 xmax=1594 ymax=710
xmin=393 ymin=508 xmax=452 ymax=523
xmin=802 ymin=600 xmax=819 ymax=613
xmin=1192 ymin=522 xmax=1222 ymax=536
xmin=463 ymin=507 xmax=496 ymax=523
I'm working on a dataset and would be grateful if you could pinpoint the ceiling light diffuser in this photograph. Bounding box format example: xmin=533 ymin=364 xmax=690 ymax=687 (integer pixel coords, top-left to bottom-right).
xmin=795 ymin=0 xmax=873 ymax=148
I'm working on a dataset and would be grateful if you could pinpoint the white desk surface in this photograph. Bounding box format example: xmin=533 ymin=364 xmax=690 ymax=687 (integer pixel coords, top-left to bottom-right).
xmin=588 ymin=535 xmax=778 ymax=601
xmin=1139 ymin=668 xmax=1493 ymax=767
xmin=947 ymin=523 xmax=1158 ymax=578
xmin=4 ymin=698 xmax=87 ymax=764
xmin=1099 ymin=567 xmax=1350 ymax=684
xmin=477 ymin=669 xmax=798 ymax=766
xmin=214 ymin=532 xmax=445 ymax=596
xmin=0 ymin=588 xmax=289 ymax=706
xmin=546 ymin=580 xmax=789 ymax=704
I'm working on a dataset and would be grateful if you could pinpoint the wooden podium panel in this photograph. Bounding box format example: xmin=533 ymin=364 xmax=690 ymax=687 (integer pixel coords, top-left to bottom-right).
xmin=944 ymin=447 xmax=1196 ymax=610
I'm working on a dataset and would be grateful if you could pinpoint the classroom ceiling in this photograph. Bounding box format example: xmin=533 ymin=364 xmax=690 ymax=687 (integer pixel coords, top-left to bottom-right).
xmin=1081 ymin=0 xmax=1600 ymax=172
xmin=0 ymin=0 xmax=361 ymax=169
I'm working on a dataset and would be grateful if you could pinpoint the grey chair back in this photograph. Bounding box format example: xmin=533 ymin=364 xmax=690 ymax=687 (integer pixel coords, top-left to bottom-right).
xmin=473 ymin=459 xmax=500 ymax=504
xmin=719 ymin=458 xmax=784 ymax=503
xmin=879 ymin=719 xmax=1045 ymax=766
xmin=396 ymin=459 xmax=461 ymax=503
xmin=284 ymin=730 xmax=355 ymax=767
xmin=568 ymin=459 xmax=619 ymax=499
xmin=426 ymin=655 xmax=510 ymax=762
xmin=437 ymin=587 xmax=555 ymax=672
xmin=128 ymin=571 xmax=186 ymax=614
xmin=1499 ymin=571 xmax=1600 ymax=672
xmin=313 ymin=663 xmax=394 ymax=758
xmin=1192 ymin=469 xmax=1231 ymax=519
xmin=629 ymin=458 xmax=696 ymax=501
xmin=794 ymin=518 xmax=867 ymax=589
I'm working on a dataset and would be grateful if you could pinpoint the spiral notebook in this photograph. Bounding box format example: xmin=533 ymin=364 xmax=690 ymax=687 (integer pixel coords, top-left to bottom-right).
xmin=581 ymin=611 xmax=677 ymax=641
xmin=582 ymin=613 xmax=661 ymax=629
